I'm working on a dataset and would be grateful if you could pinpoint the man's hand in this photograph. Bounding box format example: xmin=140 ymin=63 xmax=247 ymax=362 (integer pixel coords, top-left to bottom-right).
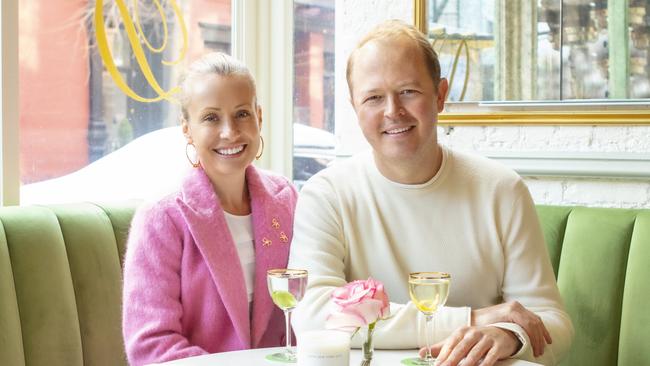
xmin=420 ymin=326 xmax=519 ymax=366
xmin=472 ymin=301 xmax=552 ymax=357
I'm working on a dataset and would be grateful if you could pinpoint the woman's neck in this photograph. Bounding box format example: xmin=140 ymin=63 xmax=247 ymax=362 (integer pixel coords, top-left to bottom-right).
xmin=208 ymin=171 xmax=251 ymax=216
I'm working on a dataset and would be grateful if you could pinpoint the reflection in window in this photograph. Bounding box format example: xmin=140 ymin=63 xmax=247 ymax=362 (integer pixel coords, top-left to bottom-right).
xmin=19 ymin=0 xmax=231 ymax=188
xmin=293 ymin=0 xmax=336 ymax=188
xmin=427 ymin=0 xmax=650 ymax=102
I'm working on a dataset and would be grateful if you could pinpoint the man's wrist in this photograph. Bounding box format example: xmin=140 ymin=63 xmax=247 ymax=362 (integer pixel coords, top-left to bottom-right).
xmin=470 ymin=309 xmax=478 ymax=326
xmin=501 ymin=328 xmax=523 ymax=356
xmin=471 ymin=308 xmax=488 ymax=326
xmin=486 ymin=323 xmax=529 ymax=359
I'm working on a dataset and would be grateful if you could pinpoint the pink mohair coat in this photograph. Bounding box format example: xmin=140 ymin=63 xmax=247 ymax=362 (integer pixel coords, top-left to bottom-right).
xmin=122 ymin=165 xmax=298 ymax=366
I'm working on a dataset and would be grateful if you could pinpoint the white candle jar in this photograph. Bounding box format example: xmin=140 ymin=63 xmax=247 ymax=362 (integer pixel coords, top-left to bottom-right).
xmin=297 ymin=330 xmax=350 ymax=366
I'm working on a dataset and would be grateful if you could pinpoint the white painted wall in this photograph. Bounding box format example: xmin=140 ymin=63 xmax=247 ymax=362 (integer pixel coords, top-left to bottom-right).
xmin=334 ymin=0 xmax=650 ymax=208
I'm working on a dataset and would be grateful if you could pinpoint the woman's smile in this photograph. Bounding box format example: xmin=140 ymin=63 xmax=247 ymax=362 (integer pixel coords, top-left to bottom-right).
xmin=214 ymin=144 xmax=247 ymax=157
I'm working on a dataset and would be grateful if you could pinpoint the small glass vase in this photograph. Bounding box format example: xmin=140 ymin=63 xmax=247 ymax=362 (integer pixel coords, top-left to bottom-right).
xmin=361 ymin=322 xmax=376 ymax=365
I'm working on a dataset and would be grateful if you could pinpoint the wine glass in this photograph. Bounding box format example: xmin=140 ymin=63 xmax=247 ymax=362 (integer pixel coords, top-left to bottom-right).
xmin=266 ymin=268 xmax=308 ymax=363
xmin=402 ymin=272 xmax=451 ymax=366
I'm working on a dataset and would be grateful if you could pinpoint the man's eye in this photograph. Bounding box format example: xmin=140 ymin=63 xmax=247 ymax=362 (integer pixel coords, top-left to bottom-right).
xmin=364 ymin=95 xmax=382 ymax=104
xmin=401 ymin=89 xmax=417 ymax=95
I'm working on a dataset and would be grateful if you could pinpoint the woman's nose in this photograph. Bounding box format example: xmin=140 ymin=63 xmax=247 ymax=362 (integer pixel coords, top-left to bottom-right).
xmin=219 ymin=120 xmax=238 ymax=139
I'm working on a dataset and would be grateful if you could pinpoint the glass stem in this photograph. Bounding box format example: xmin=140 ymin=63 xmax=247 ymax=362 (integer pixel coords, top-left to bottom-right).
xmin=284 ymin=309 xmax=293 ymax=355
xmin=424 ymin=314 xmax=434 ymax=362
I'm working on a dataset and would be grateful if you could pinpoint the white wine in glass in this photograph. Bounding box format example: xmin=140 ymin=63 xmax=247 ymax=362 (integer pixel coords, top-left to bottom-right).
xmin=402 ymin=272 xmax=451 ymax=366
xmin=266 ymin=269 xmax=308 ymax=363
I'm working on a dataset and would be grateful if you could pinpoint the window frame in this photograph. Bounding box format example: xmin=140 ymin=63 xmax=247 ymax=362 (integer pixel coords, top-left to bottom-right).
xmin=413 ymin=0 xmax=650 ymax=126
xmin=1 ymin=0 xmax=19 ymax=206
xmin=234 ymin=0 xmax=294 ymax=178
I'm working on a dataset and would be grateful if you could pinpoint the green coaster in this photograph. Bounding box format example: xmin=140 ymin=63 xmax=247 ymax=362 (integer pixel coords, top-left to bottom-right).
xmin=265 ymin=352 xmax=297 ymax=363
xmin=401 ymin=356 xmax=436 ymax=365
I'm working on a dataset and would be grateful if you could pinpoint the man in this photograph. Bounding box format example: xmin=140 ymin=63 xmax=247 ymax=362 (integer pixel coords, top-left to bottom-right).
xmin=288 ymin=20 xmax=573 ymax=366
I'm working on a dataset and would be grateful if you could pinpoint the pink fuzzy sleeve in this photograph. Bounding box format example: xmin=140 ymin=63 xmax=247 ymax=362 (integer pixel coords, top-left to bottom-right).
xmin=122 ymin=203 xmax=207 ymax=366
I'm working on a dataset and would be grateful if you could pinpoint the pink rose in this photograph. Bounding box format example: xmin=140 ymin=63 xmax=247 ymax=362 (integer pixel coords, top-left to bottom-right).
xmin=325 ymin=277 xmax=390 ymax=332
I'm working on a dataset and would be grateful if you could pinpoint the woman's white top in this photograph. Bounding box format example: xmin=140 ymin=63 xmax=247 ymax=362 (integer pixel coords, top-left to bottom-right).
xmin=224 ymin=212 xmax=255 ymax=304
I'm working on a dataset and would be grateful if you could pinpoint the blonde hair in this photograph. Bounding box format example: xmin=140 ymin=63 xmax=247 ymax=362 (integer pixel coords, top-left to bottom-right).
xmin=346 ymin=19 xmax=441 ymax=98
xmin=178 ymin=52 xmax=256 ymax=120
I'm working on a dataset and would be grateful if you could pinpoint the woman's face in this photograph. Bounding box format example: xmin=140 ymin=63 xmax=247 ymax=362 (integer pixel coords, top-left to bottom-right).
xmin=182 ymin=73 xmax=262 ymax=179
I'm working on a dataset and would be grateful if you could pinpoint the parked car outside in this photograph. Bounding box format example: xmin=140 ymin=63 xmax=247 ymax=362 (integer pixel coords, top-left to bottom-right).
xmin=292 ymin=123 xmax=336 ymax=189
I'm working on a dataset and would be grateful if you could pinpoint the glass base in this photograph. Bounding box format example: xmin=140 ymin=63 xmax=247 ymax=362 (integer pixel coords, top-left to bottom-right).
xmin=265 ymin=352 xmax=297 ymax=363
xmin=401 ymin=356 xmax=436 ymax=366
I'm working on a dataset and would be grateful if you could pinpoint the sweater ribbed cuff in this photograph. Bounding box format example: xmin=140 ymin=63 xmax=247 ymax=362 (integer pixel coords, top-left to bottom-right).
xmin=487 ymin=322 xmax=533 ymax=360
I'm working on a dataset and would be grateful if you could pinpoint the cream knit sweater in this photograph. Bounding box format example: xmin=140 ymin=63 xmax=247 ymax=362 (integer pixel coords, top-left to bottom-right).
xmin=289 ymin=146 xmax=573 ymax=365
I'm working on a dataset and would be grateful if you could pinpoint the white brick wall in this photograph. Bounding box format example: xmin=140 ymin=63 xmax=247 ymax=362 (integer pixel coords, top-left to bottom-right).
xmin=335 ymin=0 xmax=650 ymax=209
xmin=440 ymin=125 xmax=650 ymax=154
xmin=523 ymin=177 xmax=650 ymax=209
xmin=439 ymin=126 xmax=650 ymax=208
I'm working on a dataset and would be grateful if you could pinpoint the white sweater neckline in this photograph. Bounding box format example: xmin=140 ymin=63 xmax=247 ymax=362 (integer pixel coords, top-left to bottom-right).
xmin=367 ymin=145 xmax=450 ymax=190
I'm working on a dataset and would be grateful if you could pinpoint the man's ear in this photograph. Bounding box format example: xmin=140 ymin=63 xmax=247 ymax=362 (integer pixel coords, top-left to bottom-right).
xmin=436 ymin=78 xmax=449 ymax=112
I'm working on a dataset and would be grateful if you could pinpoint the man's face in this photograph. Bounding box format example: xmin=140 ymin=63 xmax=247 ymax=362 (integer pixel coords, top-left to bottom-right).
xmin=349 ymin=38 xmax=447 ymax=167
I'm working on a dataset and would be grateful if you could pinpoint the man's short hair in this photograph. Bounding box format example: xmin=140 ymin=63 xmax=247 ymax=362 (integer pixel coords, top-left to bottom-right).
xmin=346 ymin=19 xmax=442 ymax=98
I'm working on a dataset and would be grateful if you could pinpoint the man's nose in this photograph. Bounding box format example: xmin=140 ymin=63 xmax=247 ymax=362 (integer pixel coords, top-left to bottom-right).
xmin=384 ymin=95 xmax=404 ymax=120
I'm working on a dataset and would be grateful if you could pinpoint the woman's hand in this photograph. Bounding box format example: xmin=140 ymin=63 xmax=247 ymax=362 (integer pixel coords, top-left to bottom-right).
xmin=421 ymin=326 xmax=519 ymax=366
xmin=472 ymin=301 xmax=552 ymax=357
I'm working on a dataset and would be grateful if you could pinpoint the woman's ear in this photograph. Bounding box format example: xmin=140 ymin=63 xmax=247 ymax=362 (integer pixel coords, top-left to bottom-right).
xmin=181 ymin=118 xmax=192 ymax=143
xmin=256 ymin=105 xmax=263 ymax=130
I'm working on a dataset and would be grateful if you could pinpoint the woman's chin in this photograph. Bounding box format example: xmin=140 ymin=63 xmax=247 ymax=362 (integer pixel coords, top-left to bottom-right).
xmin=202 ymin=157 xmax=254 ymax=177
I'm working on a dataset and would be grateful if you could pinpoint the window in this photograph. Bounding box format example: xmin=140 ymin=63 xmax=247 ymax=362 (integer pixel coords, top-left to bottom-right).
xmin=18 ymin=0 xmax=231 ymax=204
xmin=15 ymin=0 xmax=332 ymax=203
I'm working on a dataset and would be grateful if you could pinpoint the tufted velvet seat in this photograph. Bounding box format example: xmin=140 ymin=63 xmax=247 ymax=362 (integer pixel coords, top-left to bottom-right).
xmin=0 ymin=203 xmax=648 ymax=365
xmin=0 ymin=203 xmax=136 ymax=366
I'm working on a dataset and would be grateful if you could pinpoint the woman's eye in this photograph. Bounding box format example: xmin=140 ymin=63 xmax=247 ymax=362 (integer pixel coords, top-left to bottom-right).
xmin=236 ymin=110 xmax=251 ymax=119
xmin=203 ymin=114 xmax=218 ymax=122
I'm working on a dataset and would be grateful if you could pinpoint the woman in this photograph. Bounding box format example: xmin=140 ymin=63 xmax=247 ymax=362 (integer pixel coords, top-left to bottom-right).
xmin=122 ymin=52 xmax=297 ymax=365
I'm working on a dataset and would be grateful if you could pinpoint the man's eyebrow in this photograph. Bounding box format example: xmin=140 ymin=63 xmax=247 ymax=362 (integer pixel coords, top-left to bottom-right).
xmin=358 ymin=88 xmax=382 ymax=95
xmin=358 ymin=80 xmax=423 ymax=94
xmin=396 ymin=80 xmax=422 ymax=88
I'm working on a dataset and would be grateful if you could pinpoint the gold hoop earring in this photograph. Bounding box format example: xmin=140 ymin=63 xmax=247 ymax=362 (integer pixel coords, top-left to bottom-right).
xmin=185 ymin=142 xmax=200 ymax=168
xmin=256 ymin=136 xmax=264 ymax=160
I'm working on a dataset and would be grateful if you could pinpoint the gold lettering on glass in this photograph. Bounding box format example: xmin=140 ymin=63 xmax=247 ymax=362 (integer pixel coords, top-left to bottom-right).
xmin=94 ymin=0 xmax=188 ymax=103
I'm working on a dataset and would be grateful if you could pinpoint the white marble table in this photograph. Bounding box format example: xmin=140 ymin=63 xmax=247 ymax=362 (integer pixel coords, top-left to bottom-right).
xmin=151 ymin=347 xmax=543 ymax=366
